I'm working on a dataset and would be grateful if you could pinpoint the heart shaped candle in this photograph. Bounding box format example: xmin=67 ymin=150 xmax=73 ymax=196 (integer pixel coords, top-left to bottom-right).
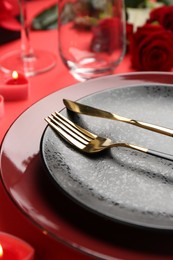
xmin=0 ymin=71 xmax=29 ymax=101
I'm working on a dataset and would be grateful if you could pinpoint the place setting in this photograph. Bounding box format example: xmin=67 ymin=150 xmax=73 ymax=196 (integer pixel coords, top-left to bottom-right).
xmin=1 ymin=0 xmax=173 ymax=259
xmin=1 ymin=72 xmax=173 ymax=259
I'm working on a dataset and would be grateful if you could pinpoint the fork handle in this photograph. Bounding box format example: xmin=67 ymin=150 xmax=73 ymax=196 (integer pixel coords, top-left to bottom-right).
xmin=147 ymin=149 xmax=173 ymax=162
xmin=133 ymin=145 xmax=173 ymax=161
xmin=114 ymin=143 xmax=173 ymax=162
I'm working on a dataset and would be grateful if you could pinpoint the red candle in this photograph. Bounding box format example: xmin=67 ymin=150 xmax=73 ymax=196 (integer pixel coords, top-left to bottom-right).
xmin=0 ymin=232 xmax=34 ymax=260
xmin=6 ymin=71 xmax=28 ymax=85
xmin=0 ymin=95 xmax=4 ymax=118
xmin=0 ymin=71 xmax=29 ymax=101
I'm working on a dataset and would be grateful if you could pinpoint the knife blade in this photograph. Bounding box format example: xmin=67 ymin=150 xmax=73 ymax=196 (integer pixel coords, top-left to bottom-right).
xmin=63 ymin=99 xmax=173 ymax=137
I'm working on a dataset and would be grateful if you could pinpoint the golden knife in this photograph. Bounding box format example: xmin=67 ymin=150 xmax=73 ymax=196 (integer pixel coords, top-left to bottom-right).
xmin=63 ymin=99 xmax=173 ymax=137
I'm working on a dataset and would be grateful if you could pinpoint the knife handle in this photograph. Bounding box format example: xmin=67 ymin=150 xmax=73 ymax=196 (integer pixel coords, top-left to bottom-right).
xmin=125 ymin=119 xmax=173 ymax=138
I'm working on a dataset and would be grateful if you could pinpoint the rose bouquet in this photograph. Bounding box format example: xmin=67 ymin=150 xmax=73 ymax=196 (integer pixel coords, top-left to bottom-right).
xmin=127 ymin=1 xmax=173 ymax=71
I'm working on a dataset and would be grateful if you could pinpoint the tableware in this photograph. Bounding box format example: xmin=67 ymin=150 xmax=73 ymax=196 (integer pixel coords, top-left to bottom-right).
xmin=45 ymin=111 xmax=173 ymax=161
xmin=63 ymin=99 xmax=173 ymax=137
xmin=0 ymin=0 xmax=56 ymax=77
xmin=58 ymin=0 xmax=126 ymax=81
xmin=1 ymin=73 xmax=173 ymax=260
xmin=42 ymin=79 xmax=173 ymax=230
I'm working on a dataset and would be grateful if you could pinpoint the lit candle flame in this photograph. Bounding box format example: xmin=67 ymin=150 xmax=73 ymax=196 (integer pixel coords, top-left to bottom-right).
xmin=12 ymin=71 xmax=19 ymax=80
xmin=0 ymin=244 xmax=3 ymax=257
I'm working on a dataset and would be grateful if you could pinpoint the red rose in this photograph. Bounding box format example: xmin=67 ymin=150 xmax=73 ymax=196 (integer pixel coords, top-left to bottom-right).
xmin=90 ymin=18 xmax=122 ymax=53
xmin=130 ymin=24 xmax=173 ymax=71
xmin=148 ymin=5 xmax=173 ymax=33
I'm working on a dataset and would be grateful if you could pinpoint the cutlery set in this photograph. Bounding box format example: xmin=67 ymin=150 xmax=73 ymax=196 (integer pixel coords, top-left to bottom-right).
xmin=45 ymin=99 xmax=173 ymax=161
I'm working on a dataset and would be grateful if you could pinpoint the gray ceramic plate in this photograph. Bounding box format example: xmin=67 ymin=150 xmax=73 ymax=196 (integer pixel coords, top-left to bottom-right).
xmin=41 ymin=84 xmax=173 ymax=229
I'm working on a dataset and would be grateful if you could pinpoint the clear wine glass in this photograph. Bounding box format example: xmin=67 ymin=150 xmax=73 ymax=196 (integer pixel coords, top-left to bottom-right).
xmin=0 ymin=0 xmax=56 ymax=77
xmin=58 ymin=0 xmax=126 ymax=81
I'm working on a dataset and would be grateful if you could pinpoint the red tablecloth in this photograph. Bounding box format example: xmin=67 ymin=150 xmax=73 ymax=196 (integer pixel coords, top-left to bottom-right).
xmin=1 ymin=1 xmax=173 ymax=260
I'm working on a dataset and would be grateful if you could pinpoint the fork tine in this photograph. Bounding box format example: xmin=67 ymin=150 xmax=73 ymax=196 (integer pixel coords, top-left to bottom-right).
xmin=45 ymin=116 xmax=87 ymax=149
xmin=54 ymin=112 xmax=96 ymax=140
xmin=45 ymin=112 xmax=99 ymax=151
xmin=49 ymin=114 xmax=90 ymax=144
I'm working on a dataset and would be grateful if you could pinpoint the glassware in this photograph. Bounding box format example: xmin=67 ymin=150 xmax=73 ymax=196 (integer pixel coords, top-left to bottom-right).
xmin=58 ymin=0 xmax=126 ymax=81
xmin=0 ymin=0 xmax=56 ymax=77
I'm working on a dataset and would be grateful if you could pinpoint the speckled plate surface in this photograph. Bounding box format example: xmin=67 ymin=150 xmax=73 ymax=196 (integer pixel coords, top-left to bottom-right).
xmin=41 ymin=83 xmax=173 ymax=229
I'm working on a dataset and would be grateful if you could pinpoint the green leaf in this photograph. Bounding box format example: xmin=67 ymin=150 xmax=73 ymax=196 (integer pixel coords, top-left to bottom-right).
xmin=125 ymin=0 xmax=145 ymax=8
xmin=32 ymin=4 xmax=58 ymax=30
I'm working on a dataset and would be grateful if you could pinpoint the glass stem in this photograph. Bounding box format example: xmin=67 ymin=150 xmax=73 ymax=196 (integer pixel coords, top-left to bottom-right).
xmin=18 ymin=0 xmax=35 ymax=60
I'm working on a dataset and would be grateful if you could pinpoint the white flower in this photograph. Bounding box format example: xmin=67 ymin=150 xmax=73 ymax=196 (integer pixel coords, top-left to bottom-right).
xmin=92 ymin=0 xmax=107 ymax=10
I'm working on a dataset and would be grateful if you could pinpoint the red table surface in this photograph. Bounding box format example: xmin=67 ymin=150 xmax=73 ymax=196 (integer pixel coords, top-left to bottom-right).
xmin=1 ymin=1 xmax=173 ymax=259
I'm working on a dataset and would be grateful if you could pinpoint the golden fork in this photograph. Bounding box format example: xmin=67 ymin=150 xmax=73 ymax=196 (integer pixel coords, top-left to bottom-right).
xmin=63 ymin=99 xmax=173 ymax=137
xmin=45 ymin=112 xmax=173 ymax=161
